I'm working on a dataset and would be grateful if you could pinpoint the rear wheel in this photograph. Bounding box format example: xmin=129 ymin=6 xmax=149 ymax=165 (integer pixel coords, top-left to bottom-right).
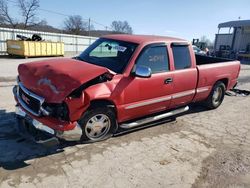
xmin=204 ymin=81 xmax=226 ymax=109
xmin=79 ymin=107 xmax=117 ymax=142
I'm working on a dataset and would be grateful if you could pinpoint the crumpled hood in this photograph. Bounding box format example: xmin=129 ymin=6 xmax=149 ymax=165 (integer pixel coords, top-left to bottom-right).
xmin=18 ymin=58 xmax=108 ymax=103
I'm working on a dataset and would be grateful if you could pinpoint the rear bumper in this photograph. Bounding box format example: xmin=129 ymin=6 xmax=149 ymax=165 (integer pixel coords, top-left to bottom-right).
xmin=15 ymin=105 xmax=82 ymax=142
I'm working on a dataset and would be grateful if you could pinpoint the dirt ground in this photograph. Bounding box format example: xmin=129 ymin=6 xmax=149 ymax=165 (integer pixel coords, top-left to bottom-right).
xmin=0 ymin=62 xmax=250 ymax=188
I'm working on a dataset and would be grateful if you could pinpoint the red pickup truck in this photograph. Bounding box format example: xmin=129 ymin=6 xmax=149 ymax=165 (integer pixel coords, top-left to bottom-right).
xmin=13 ymin=35 xmax=240 ymax=143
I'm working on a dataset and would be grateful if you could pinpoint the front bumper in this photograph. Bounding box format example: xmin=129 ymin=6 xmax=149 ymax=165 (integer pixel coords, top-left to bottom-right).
xmin=15 ymin=106 xmax=82 ymax=142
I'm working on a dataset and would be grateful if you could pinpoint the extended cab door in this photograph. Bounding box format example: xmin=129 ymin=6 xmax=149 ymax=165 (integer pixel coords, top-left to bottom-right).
xmin=169 ymin=43 xmax=198 ymax=108
xmin=120 ymin=43 xmax=174 ymax=122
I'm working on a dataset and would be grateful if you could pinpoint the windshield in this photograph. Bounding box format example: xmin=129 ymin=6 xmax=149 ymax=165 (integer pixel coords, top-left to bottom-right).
xmin=78 ymin=38 xmax=138 ymax=73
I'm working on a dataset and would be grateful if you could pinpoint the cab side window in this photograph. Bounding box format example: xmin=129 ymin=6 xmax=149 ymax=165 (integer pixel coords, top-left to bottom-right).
xmin=136 ymin=46 xmax=169 ymax=74
xmin=172 ymin=45 xmax=191 ymax=70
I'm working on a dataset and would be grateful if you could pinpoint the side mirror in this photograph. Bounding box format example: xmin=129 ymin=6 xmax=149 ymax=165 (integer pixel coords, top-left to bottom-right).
xmin=133 ymin=65 xmax=152 ymax=78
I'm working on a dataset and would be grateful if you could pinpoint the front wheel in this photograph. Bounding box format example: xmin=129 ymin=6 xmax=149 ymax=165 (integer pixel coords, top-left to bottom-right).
xmin=204 ymin=81 xmax=226 ymax=109
xmin=78 ymin=107 xmax=117 ymax=142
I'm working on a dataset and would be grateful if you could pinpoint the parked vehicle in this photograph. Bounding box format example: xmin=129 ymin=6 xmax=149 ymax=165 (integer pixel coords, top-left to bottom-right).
xmin=13 ymin=35 xmax=240 ymax=143
xmin=192 ymin=45 xmax=206 ymax=55
xmin=216 ymin=45 xmax=231 ymax=58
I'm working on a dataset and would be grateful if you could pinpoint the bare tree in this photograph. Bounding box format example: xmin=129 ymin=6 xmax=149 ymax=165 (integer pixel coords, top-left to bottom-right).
xmin=0 ymin=0 xmax=18 ymax=28
xmin=200 ymin=35 xmax=214 ymax=48
xmin=0 ymin=15 xmax=4 ymax=23
xmin=63 ymin=15 xmax=88 ymax=35
xmin=37 ymin=19 xmax=47 ymax=26
xmin=111 ymin=21 xmax=133 ymax=34
xmin=18 ymin=0 xmax=40 ymax=28
xmin=0 ymin=0 xmax=40 ymax=28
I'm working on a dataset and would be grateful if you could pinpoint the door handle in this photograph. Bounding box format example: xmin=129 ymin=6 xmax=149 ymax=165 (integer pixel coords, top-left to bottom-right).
xmin=164 ymin=78 xmax=173 ymax=84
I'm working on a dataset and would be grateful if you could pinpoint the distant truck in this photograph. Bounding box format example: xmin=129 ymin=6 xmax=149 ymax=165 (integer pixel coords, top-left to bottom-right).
xmin=13 ymin=35 xmax=240 ymax=143
xmin=192 ymin=45 xmax=207 ymax=55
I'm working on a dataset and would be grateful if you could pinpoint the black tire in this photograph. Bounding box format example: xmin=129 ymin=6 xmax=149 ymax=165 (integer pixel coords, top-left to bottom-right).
xmin=204 ymin=81 xmax=226 ymax=109
xmin=78 ymin=107 xmax=117 ymax=143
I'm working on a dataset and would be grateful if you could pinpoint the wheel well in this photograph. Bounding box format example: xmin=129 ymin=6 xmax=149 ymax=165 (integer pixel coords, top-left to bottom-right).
xmin=217 ymin=78 xmax=228 ymax=88
xmin=90 ymin=99 xmax=117 ymax=115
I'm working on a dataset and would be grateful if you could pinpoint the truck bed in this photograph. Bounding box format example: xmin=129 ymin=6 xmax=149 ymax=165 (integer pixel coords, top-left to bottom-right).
xmin=193 ymin=56 xmax=240 ymax=102
xmin=195 ymin=54 xmax=233 ymax=65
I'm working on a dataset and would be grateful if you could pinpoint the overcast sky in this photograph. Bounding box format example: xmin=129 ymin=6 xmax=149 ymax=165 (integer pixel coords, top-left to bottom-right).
xmin=9 ymin=0 xmax=250 ymax=41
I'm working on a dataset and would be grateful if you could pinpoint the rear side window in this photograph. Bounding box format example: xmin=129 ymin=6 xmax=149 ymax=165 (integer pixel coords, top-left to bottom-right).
xmin=172 ymin=45 xmax=191 ymax=70
xmin=136 ymin=46 xmax=169 ymax=74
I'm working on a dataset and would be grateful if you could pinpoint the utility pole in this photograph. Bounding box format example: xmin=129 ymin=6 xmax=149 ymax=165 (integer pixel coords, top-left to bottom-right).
xmin=88 ymin=18 xmax=91 ymax=36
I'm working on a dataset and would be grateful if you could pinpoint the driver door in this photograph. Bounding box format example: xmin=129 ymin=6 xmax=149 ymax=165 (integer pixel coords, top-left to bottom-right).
xmin=119 ymin=43 xmax=174 ymax=122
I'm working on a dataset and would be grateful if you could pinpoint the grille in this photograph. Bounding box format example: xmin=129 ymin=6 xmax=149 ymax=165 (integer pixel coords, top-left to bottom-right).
xmin=18 ymin=86 xmax=41 ymax=115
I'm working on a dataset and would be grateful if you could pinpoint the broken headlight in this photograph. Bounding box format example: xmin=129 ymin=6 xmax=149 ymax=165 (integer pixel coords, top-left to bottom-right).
xmin=42 ymin=102 xmax=69 ymax=121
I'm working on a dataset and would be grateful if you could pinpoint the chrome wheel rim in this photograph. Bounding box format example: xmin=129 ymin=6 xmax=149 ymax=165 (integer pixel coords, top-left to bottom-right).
xmin=212 ymin=87 xmax=223 ymax=105
xmin=85 ymin=114 xmax=111 ymax=140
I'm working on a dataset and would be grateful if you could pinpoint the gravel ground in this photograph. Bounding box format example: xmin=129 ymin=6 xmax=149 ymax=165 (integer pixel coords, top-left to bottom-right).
xmin=0 ymin=62 xmax=250 ymax=188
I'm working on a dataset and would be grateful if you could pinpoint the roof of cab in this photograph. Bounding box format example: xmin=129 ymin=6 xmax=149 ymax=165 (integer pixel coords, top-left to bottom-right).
xmin=102 ymin=34 xmax=187 ymax=44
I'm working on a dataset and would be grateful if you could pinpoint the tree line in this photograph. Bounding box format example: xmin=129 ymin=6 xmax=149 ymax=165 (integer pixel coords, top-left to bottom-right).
xmin=0 ymin=0 xmax=133 ymax=35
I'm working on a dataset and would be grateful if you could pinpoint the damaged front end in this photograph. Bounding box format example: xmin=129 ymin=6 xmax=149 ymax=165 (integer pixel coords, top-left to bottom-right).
xmin=14 ymin=79 xmax=70 ymax=120
xmin=13 ymin=71 xmax=114 ymax=143
xmin=13 ymin=80 xmax=82 ymax=143
xmin=68 ymin=72 xmax=114 ymax=98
